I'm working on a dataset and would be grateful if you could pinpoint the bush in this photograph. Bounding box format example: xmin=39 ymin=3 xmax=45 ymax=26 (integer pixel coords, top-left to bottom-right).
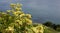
xmin=0 ymin=3 xmax=44 ymax=33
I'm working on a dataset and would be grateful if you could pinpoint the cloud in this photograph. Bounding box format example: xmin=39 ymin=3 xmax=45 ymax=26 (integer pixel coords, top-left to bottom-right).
xmin=22 ymin=0 xmax=60 ymax=24
xmin=0 ymin=0 xmax=60 ymax=24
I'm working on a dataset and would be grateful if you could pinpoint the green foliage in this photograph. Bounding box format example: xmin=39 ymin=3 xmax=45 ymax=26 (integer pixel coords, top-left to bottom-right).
xmin=43 ymin=21 xmax=60 ymax=32
xmin=44 ymin=26 xmax=59 ymax=33
xmin=43 ymin=21 xmax=53 ymax=27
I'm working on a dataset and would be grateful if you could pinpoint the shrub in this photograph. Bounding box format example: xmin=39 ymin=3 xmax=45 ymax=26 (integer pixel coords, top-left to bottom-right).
xmin=0 ymin=3 xmax=44 ymax=33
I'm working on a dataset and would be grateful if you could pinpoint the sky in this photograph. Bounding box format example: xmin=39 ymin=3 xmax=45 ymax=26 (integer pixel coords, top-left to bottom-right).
xmin=0 ymin=0 xmax=60 ymax=24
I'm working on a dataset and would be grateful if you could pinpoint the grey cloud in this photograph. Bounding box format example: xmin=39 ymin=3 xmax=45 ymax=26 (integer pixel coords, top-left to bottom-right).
xmin=0 ymin=0 xmax=60 ymax=24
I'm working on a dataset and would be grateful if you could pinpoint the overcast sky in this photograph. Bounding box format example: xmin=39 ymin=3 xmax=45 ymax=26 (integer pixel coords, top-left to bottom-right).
xmin=0 ymin=0 xmax=60 ymax=24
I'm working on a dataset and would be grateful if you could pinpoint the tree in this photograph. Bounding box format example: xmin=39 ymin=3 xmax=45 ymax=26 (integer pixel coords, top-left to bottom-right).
xmin=52 ymin=24 xmax=57 ymax=30
xmin=43 ymin=21 xmax=53 ymax=27
xmin=56 ymin=24 xmax=60 ymax=31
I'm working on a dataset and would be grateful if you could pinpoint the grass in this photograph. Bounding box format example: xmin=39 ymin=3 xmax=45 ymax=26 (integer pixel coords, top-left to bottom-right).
xmin=33 ymin=23 xmax=59 ymax=33
xmin=44 ymin=26 xmax=59 ymax=33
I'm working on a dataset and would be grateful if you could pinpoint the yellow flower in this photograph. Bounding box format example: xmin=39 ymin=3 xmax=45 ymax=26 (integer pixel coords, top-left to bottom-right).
xmin=20 ymin=14 xmax=25 ymax=18
xmin=16 ymin=3 xmax=22 ymax=8
xmin=13 ymin=11 xmax=24 ymax=16
xmin=15 ymin=20 xmax=22 ymax=25
xmin=15 ymin=7 xmax=22 ymax=11
xmin=31 ymin=27 xmax=38 ymax=33
xmin=25 ymin=18 xmax=32 ymax=25
xmin=36 ymin=25 xmax=44 ymax=33
xmin=7 ymin=10 xmax=11 ymax=13
xmin=6 ymin=26 xmax=14 ymax=31
xmin=8 ymin=27 xmax=14 ymax=31
xmin=26 ymin=14 xmax=32 ymax=18
xmin=12 ymin=11 xmax=18 ymax=16
xmin=19 ymin=21 xmax=22 ymax=25
xmin=10 ymin=3 xmax=16 ymax=6
xmin=15 ymin=20 xmax=20 ymax=22
xmin=16 ymin=11 xmax=23 ymax=14
xmin=10 ymin=3 xmax=16 ymax=8
xmin=31 ymin=25 xmax=44 ymax=33
xmin=5 ymin=26 xmax=14 ymax=33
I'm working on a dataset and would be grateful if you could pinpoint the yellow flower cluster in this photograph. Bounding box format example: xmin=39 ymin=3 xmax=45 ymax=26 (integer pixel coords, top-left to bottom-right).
xmin=8 ymin=27 xmax=14 ymax=31
xmin=11 ymin=3 xmax=32 ymax=26
xmin=10 ymin=3 xmax=16 ymax=8
xmin=10 ymin=3 xmax=44 ymax=33
xmin=20 ymin=14 xmax=25 ymax=18
xmin=10 ymin=3 xmax=16 ymax=6
xmin=15 ymin=7 xmax=22 ymax=11
xmin=31 ymin=24 xmax=44 ymax=33
xmin=26 ymin=14 xmax=32 ymax=18
xmin=0 ymin=3 xmax=44 ymax=33
xmin=19 ymin=14 xmax=32 ymax=19
xmin=31 ymin=27 xmax=37 ymax=33
xmin=7 ymin=10 xmax=11 ymax=13
xmin=12 ymin=11 xmax=23 ymax=16
xmin=5 ymin=26 xmax=14 ymax=33
xmin=16 ymin=3 xmax=22 ymax=8
xmin=25 ymin=18 xmax=32 ymax=25
xmin=10 ymin=3 xmax=22 ymax=11
xmin=13 ymin=11 xmax=18 ymax=16
xmin=15 ymin=20 xmax=22 ymax=25
xmin=36 ymin=25 xmax=44 ymax=33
